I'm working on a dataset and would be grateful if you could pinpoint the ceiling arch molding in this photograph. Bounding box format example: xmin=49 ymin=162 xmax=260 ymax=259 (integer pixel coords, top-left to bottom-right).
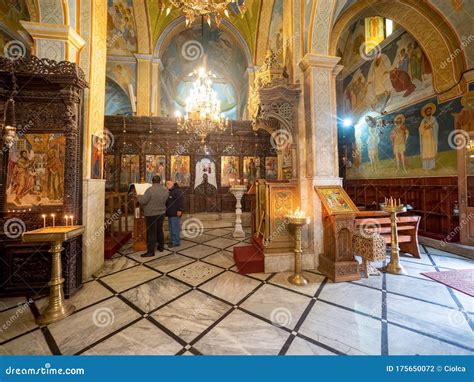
xmin=133 ymin=0 xmax=151 ymax=54
xmin=37 ymin=0 xmax=66 ymax=25
xmin=330 ymin=0 xmax=468 ymax=99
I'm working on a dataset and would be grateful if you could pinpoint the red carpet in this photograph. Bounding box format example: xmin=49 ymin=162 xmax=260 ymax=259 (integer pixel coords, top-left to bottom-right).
xmin=233 ymin=241 xmax=264 ymax=274
xmin=421 ymin=269 xmax=474 ymax=297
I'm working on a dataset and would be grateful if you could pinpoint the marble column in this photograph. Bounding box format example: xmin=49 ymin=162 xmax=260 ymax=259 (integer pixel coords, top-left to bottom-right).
xmin=230 ymin=185 xmax=247 ymax=238
xmin=21 ymin=21 xmax=85 ymax=62
xmin=299 ymin=53 xmax=343 ymax=265
xmin=134 ymin=54 xmax=152 ymax=116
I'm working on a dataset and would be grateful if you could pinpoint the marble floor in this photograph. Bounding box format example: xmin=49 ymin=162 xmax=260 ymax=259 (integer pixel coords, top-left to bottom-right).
xmin=1 ymin=227 xmax=473 ymax=355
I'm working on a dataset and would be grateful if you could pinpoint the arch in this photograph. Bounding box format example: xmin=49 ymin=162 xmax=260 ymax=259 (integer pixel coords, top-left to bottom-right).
xmin=309 ymin=0 xmax=337 ymax=55
xmin=153 ymin=16 xmax=252 ymax=68
xmin=37 ymin=0 xmax=66 ymax=25
xmin=132 ymin=0 xmax=151 ymax=54
xmin=329 ymin=0 xmax=467 ymax=97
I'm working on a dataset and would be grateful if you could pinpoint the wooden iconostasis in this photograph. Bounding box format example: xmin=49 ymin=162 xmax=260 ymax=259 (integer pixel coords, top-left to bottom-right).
xmin=103 ymin=116 xmax=281 ymax=213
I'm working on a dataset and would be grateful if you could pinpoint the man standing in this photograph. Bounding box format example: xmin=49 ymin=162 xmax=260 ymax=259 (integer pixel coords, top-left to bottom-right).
xmin=138 ymin=175 xmax=168 ymax=257
xmin=166 ymin=180 xmax=184 ymax=248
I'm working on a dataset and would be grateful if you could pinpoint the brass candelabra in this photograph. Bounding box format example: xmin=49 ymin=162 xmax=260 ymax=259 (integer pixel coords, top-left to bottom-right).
xmin=383 ymin=198 xmax=407 ymax=275
xmin=287 ymin=210 xmax=310 ymax=286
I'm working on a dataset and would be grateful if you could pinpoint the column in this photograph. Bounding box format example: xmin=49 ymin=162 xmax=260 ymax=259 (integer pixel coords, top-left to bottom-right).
xmin=151 ymin=58 xmax=164 ymax=116
xmin=299 ymin=53 xmax=343 ymax=261
xmin=244 ymin=66 xmax=256 ymax=120
xmin=134 ymin=54 xmax=152 ymax=116
xmin=21 ymin=21 xmax=85 ymax=62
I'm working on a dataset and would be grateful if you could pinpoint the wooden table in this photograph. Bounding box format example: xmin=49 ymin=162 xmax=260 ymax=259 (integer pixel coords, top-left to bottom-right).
xmin=22 ymin=226 xmax=84 ymax=325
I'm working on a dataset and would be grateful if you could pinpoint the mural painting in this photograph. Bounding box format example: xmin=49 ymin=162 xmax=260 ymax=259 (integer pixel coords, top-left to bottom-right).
xmin=170 ymin=155 xmax=190 ymax=187
xmin=107 ymin=0 xmax=137 ymax=55
xmin=91 ymin=135 xmax=103 ymax=179
xmin=120 ymin=154 xmax=140 ymax=188
xmin=221 ymin=156 xmax=240 ymax=187
xmin=6 ymin=134 xmax=65 ymax=208
xmin=268 ymin=0 xmax=283 ymax=53
xmin=341 ymin=25 xmax=434 ymax=118
xmin=0 ymin=0 xmax=29 ymax=34
xmin=145 ymin=155 xmax=166 ymax=184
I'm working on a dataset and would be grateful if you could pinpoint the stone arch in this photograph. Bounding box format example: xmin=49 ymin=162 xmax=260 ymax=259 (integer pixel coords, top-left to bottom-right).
xmin=329 ymin=0 xmax=468 ymax=98
xmin=37 ymin=0 xmax=66 ymax=25
xmin=309 ymin=0 xmax=337 ymax=55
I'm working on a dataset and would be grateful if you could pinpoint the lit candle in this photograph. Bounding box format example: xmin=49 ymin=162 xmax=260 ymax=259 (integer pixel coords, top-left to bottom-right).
xmin=70 ymin=215 xmax=74 ymax=226
xmin=51 ymin=214 xmax=56 ymax=227
xmin=42 ymin=214 xmax=46 ymax=228
xmin=64 ymin=215 xmax=69 ymax=226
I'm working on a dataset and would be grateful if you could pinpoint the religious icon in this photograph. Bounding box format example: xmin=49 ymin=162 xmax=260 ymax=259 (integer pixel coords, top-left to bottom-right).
xmin=418 ymin=103 xmax=439 ymax=170
xmin=6 ymin=133 xmax=65 ymax=208
xmin=244 ymin=156 xmax=260 ymax=184
xmin=195 ymin=158 xmax=217 ymax=190
xmin=315 ymin=186 xmax=358 ymax=215
xmin=170 ymin=155 xmax=190 ymax=187
xmin=221 ymin=156 xmax=240 ymax=187
xmin=454 ymin=91 xmax=474 ymax=132
xmin=365 ymin=115 xmax=380 ymax=172
xmin=145 ymin=155 xmax=166 ymax=184
xmin=91 ymin=135 xmax=103 ymax=180
xmin=120 ymin=154 xmax=140 ymax=189
xmin=265 ymin=157 xmax=278 ymax=180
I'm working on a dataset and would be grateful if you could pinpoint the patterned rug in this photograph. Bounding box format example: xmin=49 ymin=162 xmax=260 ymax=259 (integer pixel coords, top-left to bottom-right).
xmin=421 ymin=269 xmax=474 ymax=297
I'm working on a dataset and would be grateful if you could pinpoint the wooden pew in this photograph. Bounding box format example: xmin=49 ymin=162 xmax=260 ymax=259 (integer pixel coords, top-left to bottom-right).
xmin=354 ymin=211 xmax=421 ymax=258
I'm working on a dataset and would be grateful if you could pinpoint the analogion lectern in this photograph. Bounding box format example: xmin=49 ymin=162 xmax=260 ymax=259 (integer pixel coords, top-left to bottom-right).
xmin=315 ymin=186 xmax=360 ymax=282
xmin=129 ymin=183 xmax=152 ymax=251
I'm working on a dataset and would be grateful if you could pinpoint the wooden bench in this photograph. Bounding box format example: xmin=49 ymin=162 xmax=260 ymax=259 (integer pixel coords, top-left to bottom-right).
xmin=354 ymin=211 xmax=421 ymax=258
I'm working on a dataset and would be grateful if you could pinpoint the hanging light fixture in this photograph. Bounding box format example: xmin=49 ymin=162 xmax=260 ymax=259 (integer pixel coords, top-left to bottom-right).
xmin=1 ymin=66 xmax=18 ymax=149
xmin=158 ymin=0 xmax=247 ymax=28
xmin=175 ymin=65 xmax=229 ymax=143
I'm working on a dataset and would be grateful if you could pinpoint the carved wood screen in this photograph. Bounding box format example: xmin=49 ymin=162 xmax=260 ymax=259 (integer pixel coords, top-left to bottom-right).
xmin=104 ymin=116 xmax=276 ymax=214
xmin=0 ymin=57 xmax=87 ymax=297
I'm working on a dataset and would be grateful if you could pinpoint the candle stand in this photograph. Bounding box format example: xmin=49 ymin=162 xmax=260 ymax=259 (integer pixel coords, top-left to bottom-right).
xmin=287 ymin=214 xmax=310 ymax=286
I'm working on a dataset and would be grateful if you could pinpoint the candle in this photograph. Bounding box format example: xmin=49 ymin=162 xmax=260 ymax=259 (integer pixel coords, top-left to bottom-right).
xmin=51 ymin=214 xmax=56 ymax=227
xmin=42 ymin=214 xmax=46 ymax=228
xmin=64 ymin=215 xmax=69 ymax=226
xmin=70 ymin=215 xmax=74 ymax=226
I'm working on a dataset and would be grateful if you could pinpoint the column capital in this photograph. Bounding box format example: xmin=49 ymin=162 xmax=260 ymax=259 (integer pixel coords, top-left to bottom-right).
xmin=21 ymin=21 xmax=85 ymax=62
xmin=299 ymin=53 xmax=341 ymax=72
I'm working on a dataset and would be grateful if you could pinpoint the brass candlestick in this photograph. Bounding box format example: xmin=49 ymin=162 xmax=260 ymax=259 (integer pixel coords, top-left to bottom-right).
xmin=287 ymin=214 xmax=310 ymax=286
xmin=383 ymin=199 xmax=407 ymax=275
xmin=22 ymin=226 xmax=84 ymax=325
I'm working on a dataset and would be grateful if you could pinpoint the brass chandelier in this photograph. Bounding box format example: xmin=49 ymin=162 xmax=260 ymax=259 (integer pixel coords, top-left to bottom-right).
xmin=175 ymin=66 xmax=229 ymax=144
xmin=159 ymin=0 xmax=247 ymax=27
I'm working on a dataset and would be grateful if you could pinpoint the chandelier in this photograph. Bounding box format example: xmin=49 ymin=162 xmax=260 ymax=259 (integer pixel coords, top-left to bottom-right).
xmin=176 ymin=67 xmax=229 ymax=143
xmin=159 ymin=0 xmax=247 ymax=27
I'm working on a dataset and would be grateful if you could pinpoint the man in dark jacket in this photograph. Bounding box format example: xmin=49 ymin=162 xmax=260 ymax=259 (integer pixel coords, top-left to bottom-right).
xmin=138 ymin=175 xmax=168 ymax=257
xmin=165 ymin=180 xmax=184 ymax=247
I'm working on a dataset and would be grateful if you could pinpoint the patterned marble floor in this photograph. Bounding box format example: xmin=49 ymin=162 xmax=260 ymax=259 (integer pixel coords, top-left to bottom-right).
xmin=1 ymin=227 xmax=473 ymax=355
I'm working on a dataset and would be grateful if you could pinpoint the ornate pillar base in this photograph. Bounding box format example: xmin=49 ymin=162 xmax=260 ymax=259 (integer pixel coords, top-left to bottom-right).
xmin=230 ymin=185 xmax=247 ymax=238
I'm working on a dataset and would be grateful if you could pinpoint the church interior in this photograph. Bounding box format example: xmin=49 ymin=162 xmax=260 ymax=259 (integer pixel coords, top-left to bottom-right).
xmin=0 ymin=0 xmax=473 ymax=356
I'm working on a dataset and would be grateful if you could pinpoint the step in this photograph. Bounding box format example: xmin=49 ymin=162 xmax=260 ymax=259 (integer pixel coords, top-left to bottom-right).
xmin=233 ymin=245 xmax=264 ymax=274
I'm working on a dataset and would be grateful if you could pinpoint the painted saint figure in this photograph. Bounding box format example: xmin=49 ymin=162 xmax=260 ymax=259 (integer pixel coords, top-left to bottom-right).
xmin=419 ymin=103 xmax=439 ymax=170
xmin=390 ymin=114 xmax=409 ymax=172
xmin=11 ymin=150 xmax=35 ymax=205
xmin=366 ymin=115 xmax=380 ymax=172
xmin=46 ymin=148 xmax=63 ymax=201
